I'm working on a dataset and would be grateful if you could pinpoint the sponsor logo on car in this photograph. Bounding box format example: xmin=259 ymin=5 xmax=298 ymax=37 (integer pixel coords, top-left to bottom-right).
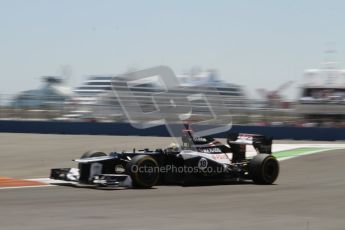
xmin=201 ymin=148 xmax=222 ymax=153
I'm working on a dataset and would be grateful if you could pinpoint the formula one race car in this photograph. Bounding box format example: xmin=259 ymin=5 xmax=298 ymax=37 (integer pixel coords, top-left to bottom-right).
xmin=50 ymin=129 xmax=279 ymax=188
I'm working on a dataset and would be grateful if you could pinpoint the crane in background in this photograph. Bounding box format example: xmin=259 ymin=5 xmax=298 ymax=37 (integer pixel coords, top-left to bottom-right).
xmin=257 ymin=81 xmax=294 ymax=109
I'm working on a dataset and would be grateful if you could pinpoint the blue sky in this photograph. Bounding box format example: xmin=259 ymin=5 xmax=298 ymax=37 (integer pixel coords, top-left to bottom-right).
xmin=1 ymin=0 xmax=345 ymax=99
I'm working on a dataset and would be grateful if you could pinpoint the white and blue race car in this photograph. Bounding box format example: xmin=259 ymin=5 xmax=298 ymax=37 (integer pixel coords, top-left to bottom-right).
xmin=51 ymin=130 xmax=279 ymax=189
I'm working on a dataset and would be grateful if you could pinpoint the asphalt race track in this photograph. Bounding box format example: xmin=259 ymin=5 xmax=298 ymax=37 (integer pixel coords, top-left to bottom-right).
xmin=0 ymin=133 xmax=345 ymax=230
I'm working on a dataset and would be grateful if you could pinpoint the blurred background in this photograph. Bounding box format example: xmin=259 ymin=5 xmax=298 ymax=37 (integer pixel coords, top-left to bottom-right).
xmin=1 ymin=0 xmax=345 ymax=127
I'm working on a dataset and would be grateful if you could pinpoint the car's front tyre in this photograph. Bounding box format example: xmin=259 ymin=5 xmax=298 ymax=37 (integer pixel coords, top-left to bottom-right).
xmin=126 ymin=155 xmax=159 ymax=188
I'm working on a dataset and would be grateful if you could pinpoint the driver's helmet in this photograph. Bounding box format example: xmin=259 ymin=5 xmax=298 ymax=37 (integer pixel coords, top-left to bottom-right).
xmin=168 ymin=143 xmax=180 ymax=152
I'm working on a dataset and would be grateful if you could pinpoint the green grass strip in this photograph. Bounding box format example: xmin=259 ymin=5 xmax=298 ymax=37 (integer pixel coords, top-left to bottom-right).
xmin=273 ymin=147 xmax=326 ymax=159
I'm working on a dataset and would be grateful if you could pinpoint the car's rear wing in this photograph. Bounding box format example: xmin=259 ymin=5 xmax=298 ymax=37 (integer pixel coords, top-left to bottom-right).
xmin=227 ymin=133 xmax=272 ymax=154
xmin=180 ymin=125 xmax=272 ymax=156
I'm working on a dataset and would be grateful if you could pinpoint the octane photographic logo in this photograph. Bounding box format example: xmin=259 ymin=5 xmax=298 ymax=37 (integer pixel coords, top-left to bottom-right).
xmin=130 ymin=164 xmax=228 ymax=174
xmin=110 ymin=66 xmax=232 ymax=144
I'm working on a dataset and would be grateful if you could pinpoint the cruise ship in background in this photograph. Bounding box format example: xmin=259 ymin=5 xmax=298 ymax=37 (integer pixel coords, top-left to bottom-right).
xmin=176 ymin=70 xmax=248 ymax=122
xmin=66 ymin=75 xmax=118 ymax=120
xmin=70 ymin=70 xmax=248 ymax=122
xmin=73 ymin=75 xmax=115 ymax=104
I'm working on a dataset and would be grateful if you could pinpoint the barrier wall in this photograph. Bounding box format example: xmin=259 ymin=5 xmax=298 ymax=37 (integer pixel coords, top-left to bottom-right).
xmin=0 ymin=120 xmax=344 ymax=141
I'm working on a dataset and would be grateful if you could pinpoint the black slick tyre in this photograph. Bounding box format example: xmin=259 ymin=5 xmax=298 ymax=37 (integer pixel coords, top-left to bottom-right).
xmin=126 ymin=155 xmax=159 ymax=188
xmin=250 ymin=154 xmax=279 ymax=184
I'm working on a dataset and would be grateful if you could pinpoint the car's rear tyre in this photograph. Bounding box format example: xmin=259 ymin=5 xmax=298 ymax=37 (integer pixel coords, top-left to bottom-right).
xmin=250 ymin=154 xmax=279 ymax=184
xmin=80 ymin=151 xmax=107 ymax=159
xmin=126 ymin=155 xmax=159 ymax=188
